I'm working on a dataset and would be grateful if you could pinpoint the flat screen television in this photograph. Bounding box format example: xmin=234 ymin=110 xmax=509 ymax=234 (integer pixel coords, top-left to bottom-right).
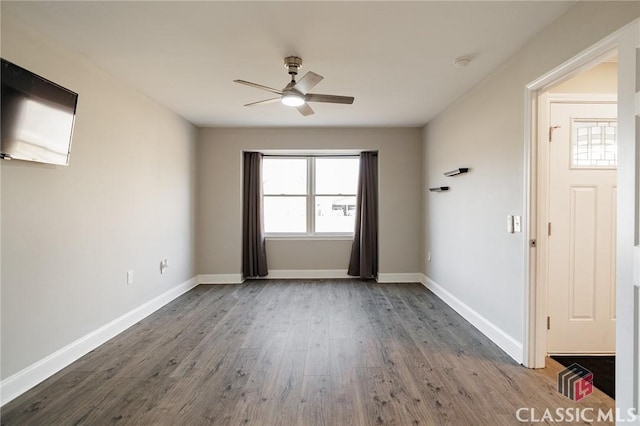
xmin=1 ymin=58 xmax=78 ymax=166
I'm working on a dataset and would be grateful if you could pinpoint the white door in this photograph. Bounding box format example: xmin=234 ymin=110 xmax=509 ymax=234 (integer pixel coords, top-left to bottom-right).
xmin=547 ymin=101 xmax=617 ymax=354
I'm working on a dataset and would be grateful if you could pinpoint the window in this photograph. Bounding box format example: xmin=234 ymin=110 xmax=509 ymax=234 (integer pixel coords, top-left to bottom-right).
xmin=571 ymin=119 xmax=617 ymax=168
xmin=263 ymin=156 xmax=359 ymax=236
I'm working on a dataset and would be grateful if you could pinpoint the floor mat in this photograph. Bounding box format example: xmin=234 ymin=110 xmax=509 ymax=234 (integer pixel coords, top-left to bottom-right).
xmin=551 ymin=355 xmax=615 ymax=399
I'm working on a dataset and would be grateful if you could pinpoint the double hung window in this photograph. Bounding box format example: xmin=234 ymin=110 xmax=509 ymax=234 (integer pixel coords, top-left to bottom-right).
xmin=263 ymin=156 xmax=359 ymax=237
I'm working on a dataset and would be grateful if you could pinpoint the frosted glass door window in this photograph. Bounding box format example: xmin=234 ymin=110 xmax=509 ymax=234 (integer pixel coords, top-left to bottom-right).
xmin=571 ymin=120 xmax=617 ymax=168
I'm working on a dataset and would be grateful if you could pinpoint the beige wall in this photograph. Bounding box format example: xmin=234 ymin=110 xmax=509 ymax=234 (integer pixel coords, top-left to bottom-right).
xmin=1 ymin=13 xmax=197 ymax=379
xmin=550 ymin=61 xmax=617 ymax=93
xmin=197 ymin=127 xmax=422 ymax=275
xmin=422 ymin=2 xmax=638 ymax=344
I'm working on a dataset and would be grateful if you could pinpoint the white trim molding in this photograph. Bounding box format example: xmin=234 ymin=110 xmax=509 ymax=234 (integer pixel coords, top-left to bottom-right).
xmin=0 ymin=276 xmax=199 ymax=406
xmin=376 ymin=273 xmax=423 ymax=283
xmin=200 ymin=271 xmax=427 ymax=282
xmin=198 ymin=273 xmax=245 ymax=284
xmin=265 ymin=269 xmax=352 ymax=279
xmin=420 ymin=274 xmax=524 ymax=364
xmin=196 ymin=271 xmax=428 ymax=282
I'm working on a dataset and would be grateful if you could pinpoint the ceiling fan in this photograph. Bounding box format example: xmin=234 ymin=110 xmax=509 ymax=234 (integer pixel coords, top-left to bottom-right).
xmin=233 ymin=56 xmax=354 ymax=116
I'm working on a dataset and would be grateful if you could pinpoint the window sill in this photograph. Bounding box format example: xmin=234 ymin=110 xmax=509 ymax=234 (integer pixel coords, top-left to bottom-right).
xmin=266 ymin=235 xmax=354 ymax=241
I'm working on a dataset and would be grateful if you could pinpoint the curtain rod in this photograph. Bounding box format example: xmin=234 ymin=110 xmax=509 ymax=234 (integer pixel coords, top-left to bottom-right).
xmin=261 ymin=154 xmax=357 ymax=158
xmin=260 ymin=152 xmax=377 ymax=158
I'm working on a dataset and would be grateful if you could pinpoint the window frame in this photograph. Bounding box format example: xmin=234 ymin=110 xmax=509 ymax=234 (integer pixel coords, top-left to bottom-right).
xmin=263 ymin=155 xmax=358 ymax=239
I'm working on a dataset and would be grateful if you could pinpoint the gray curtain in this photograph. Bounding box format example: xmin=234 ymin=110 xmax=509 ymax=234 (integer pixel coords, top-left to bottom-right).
xmin=348 ymin=151 xmax=378 ymax=278
xmin=242 ymin=152 xmax=268 ymax=278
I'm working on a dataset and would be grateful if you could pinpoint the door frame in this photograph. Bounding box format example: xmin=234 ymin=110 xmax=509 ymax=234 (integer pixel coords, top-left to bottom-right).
xmin=524 ymin=17 xmax=640 ymax=412
xmin=524 ymin=33 xmax=620 ymax=369
xmin=536 ymin=93 xmax=617 ymax=358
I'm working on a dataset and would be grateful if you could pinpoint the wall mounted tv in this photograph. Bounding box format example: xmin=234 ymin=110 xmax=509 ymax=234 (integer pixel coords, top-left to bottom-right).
xmin=1 ymin=58 xmax=78 ymax=166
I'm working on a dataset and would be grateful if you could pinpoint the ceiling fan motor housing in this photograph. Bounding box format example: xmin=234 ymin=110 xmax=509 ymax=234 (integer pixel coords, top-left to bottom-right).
xmin=284 ymin=56 xmax=303 ymax=75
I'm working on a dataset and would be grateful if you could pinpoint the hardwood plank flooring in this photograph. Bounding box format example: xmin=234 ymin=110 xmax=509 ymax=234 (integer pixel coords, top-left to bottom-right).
xmin=1 ymin=280 xmax=615 ymax=425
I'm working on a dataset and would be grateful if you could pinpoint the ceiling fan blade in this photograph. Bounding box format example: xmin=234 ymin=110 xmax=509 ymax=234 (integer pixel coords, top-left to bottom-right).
xmin=293 ymin=71 xmax=323 ymax=94
xmin=305 ymin=93 xmax=354 ymax=104
xmin=296 ymin=103 xmax=314 ymax=116
xmin=234 ymin=80 xmax=283 ymax=95
xmin=244 ymin=97 xmax=281 ymax=107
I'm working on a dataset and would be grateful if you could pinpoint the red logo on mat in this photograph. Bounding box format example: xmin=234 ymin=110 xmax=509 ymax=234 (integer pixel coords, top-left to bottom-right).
xmin=557 ymin=363 xmax=593 ymax=401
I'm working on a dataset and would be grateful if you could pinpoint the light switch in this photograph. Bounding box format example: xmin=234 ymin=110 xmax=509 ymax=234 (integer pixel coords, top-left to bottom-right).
xmin=634 ymin=246 xmax=640 ymax=286
xmin=507 ymin=215 xmax=514 ymax=233
xmin=514 ymin=216 xmax=521 ymax=233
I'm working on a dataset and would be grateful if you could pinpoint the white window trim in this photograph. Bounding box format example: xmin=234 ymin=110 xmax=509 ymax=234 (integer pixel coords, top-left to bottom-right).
xmin=263 ymin=155 xmax=357 ymax=239
xmin=265 ymin=235 xmax=354 ymax=241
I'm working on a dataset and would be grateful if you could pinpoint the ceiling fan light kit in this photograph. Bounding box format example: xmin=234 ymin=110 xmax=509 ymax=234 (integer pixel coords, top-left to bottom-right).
xmin=281 ymin=93 xmax=304 ymax=106
xmin=233 ymin=56 xmax=355 ymax=116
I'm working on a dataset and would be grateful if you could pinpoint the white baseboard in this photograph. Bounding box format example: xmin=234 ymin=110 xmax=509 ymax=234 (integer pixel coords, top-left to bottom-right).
xmin=198 ymin=273 xmax=245 ymax=284
xmin=197 ymin=271 xmax=426 ymax=282
xmin=196 ymin=271 xmax=426 ymax=282
xmin=0 ymin=276 xmax=199 ymax=407
xmin=266 ymin=269 xmax=352 ymax=279
xmin=419 ymin=274 xmax=524 ymax=364
xmin=376 ymin=273 xmax=423 ymax=283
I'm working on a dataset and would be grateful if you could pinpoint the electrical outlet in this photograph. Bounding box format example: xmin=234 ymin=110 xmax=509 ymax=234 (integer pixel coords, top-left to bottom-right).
xmin=160 ymin=259 xmax=169 ymax=274
xmin=427 ymin=252 xmax=432 ymax=263
xmin=127 ymin=270 xmax=133 ymax=285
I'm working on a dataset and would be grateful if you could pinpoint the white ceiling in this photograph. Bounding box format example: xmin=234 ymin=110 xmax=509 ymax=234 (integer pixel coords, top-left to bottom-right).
xmin=3 ymin=1 xmax=574 ymax=127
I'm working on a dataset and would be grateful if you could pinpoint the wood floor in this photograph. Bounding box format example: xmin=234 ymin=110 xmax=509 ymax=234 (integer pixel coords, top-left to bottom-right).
xmin=1 ymin=280 xmax=614 ymax=425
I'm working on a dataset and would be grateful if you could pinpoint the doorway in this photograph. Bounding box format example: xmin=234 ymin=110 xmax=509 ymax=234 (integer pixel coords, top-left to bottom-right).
xmin=525 ymin=18 xmax=640 ymax=413
xmin=533 ymin=58 xmax=618 ymax=400
xmin=545 ymin=98 xmax=617 ymax=355
xmin=528 ymin=52 xmax=619 ymax=368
